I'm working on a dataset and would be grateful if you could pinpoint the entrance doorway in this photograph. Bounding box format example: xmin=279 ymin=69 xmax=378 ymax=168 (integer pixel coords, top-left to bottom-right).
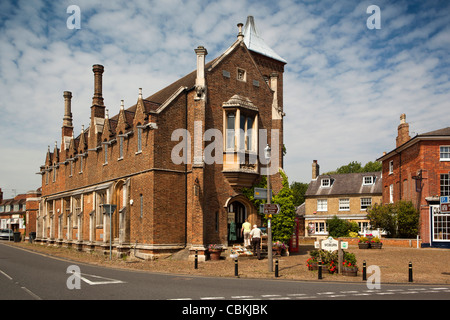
xmin=228 ymin=201 xmax=247 ymax=244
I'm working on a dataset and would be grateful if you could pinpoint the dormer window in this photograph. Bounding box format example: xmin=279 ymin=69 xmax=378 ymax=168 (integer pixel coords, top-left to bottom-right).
xmin=363 ymin=176 xmax=375 ymax=185
xmin=321 ymin=178 xmax=331 ymax=188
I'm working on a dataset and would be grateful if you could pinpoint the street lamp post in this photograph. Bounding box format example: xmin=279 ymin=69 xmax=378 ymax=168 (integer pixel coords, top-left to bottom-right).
xmin=264 ymin=144 xmax=273 ymax=272
xmin=101 ymin=204 xmax=117 ymax=260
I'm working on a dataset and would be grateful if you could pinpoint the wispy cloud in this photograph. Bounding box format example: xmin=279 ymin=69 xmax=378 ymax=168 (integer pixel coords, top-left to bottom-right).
xmin=0 ymin=0 xmax=449 ymax=198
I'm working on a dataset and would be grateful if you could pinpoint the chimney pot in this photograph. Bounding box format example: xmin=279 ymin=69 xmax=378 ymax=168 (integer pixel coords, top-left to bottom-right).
xmin=63 ymin=91 xmax=73 ymax=128
xmin=237 ymin=23 xmax=244 ymax=41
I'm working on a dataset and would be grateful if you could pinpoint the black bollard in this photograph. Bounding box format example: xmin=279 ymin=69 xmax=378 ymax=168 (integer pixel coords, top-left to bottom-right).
xmin=318 ymin=259 xmax=322 ymax=280
xmin=194 ymin=250 xmax=198 ymax=269
xmin=235 ymin=258 xmax=239 ymax=277
xmin=275 ymin=259 xmax=279 ymax=278
xmin=409 ymin=261 xmax=413 ymax=282
xmin=363 ymin=260 xmax=367 ymax=281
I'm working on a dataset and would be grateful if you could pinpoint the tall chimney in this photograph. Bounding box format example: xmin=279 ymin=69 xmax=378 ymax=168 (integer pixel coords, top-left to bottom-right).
xmin=312 ymin=160 xmax=320 ymax=180
xmin=92 ymin=64 xmax=104 ymax=107
xmin=194 ymin=46 xmax=207 ymax=100
xmin=0 ymin=188 xmax=3 ymax=203
xmin=396 ymin=113 xmax=411 ymax=147
xmin=63 ymin=91 xmax=73 ymax=128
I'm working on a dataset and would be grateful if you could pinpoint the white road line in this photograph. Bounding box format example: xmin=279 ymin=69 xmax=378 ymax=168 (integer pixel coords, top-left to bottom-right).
xmin=79 ymin=273 xmax=125 ymax=285
xmin=169 ymin=298 xmax=192 ymax=300
xmin=287 ymin=293 xmax=307 ymax=297
xmin=261 ymin=294 xmax=281 ymax=297
xmin=21 ymin=286 xmax=42 ymax=300
xmin=200 ymin=297 xmax=225 ymax=300
xmin=0 ymin=269 xmax=13 ymax=280
xmin=340 ymin=291 xmax=358 ymax=294
xmin=231 ymin=296 xmax=254 ymax=299
xmin=317 ymin=292 xmax=335 ymax=295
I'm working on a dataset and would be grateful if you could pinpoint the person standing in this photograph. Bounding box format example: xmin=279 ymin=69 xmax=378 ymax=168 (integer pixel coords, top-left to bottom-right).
xmin=250 ymin=224 xmax=262 ymax=260
xmin=241 ymin=219 xmax=251 ymax=247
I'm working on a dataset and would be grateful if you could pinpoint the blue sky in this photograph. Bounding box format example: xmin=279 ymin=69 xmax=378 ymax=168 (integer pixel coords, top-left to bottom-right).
xmin=0 ymin=0 xmax=449 ymax=199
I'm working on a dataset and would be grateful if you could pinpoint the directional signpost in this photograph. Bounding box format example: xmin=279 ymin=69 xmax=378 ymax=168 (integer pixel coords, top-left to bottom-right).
xmin=263 ymin=203 xmax=280 ymax=215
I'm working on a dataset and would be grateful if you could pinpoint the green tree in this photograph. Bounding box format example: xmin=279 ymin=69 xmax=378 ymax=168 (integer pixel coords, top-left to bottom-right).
xmin=326 ymin=160 xmax=382 ymax=175
xmin=327 ymin=215 xmax=359 ymax=238
xmin=272 ymin=171 xmax=296 ymax=244
xmin=242 ymin=170 xmax=296 ymax=244
xmin=367 ymin=201 xmax=419 ymax=238
xmin=290 ymin=181 xmax=308 ymax=206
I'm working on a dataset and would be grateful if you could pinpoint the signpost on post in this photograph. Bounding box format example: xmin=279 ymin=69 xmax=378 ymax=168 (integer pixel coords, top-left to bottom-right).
xmin=314 ymin=237 xmax=348 ymax=274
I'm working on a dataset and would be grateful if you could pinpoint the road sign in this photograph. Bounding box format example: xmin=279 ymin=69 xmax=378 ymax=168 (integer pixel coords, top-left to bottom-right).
xmin=254 ymin=188 xmax=272 ymax=200
xmin=263 ymin=203 xmax=280 ymax=215
xmin=440 ymin=196 xmax=450 ymax=213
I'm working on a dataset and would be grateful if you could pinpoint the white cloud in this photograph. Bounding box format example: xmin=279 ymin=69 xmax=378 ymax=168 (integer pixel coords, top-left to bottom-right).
xmin=0 ymin=0 xmax=449 ymax=198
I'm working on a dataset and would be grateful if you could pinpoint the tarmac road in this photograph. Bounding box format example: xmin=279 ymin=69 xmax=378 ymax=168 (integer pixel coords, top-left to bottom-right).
xmin=1 ymin=242 xmax=449 ymax=303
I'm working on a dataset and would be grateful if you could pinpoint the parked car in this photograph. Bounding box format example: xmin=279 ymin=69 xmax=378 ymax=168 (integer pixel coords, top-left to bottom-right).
xmin=0 ymin=229 xmax=14 ymax=240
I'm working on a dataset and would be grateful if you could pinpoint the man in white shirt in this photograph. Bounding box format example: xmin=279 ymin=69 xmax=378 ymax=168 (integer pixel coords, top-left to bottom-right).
xmin=250 ymin=225 xmax=262 ymax=260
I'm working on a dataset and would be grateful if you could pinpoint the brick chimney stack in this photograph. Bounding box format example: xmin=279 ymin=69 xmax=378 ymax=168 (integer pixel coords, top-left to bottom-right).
xmin=312 ymin=160 xmax=320 ymax=180
xmin=396 ymin=113 xmax=411 ymax=147
xmin=92 ymin=64 xmax=104 ymax=107
xmin=90 ymin=64 xmax=106 ymax=147
xmin=0 ymin=188 xmax=3 ymax=202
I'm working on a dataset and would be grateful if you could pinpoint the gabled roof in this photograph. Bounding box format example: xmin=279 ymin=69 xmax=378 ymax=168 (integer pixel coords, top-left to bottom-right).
xmin=377 ymin=127 xmax=450 ymax=162
xmin=305 ymin=172 xmax=382 ymax=197
xmin=243 ymin=16 xmax=287 ymax=64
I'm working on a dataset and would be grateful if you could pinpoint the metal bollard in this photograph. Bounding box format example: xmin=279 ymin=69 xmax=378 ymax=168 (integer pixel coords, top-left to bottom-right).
xmin=194 ymin=250 xmax=198 ymax=269
xmin=408 ymin=261 xmax=413 ymax=282
xmin=318 ymin=259 xmax=322 ymax=280
xmin=363 ymin=260 xmax=367 ymax=281
xmin=235 ymin=258 xmax=239 ymax=277
xmin=275 ymin=259 xmax=279 ymax=278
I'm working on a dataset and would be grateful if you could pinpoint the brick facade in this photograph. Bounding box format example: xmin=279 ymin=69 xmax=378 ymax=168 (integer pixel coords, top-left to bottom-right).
xmin=37 ymin=19 xmax=286 ymax=259
xmin=378 ymin=115 xmax=450 ymax=248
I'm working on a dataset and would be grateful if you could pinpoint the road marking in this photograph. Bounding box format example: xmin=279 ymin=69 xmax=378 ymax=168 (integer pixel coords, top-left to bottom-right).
xmin=169 ymin=298 xmax=192 ymax=300
xmin=317 ymin=292 xmax=335 ymax=295
xmin=261 ymin=294 xmax=281 ymax=297
xmin=21 ymin=286 xmax=42 ymax=300
xmin=231 ymin=295 xmax=254 ymax=299
xmin=79 ymin=273 xmax=125 ymax=286
xmin=340 ymin=291 xmax=358 ymax=294
xmin=0 ymin=269 xmax=13 ymax=280
xmin=201 ymin=297 xmax=225 ymax=300
xmin=287 ymin=293 xmax=307 ymax=297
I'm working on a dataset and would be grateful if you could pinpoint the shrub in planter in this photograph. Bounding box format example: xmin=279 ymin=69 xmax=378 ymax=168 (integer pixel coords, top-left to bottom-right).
xmin=358 ymin=236 xmax=370 ymax=249
xmin=370 ymin=236 xmax=383 ymax=249
xmin=342 ymin=251 xmax=358 ymax=276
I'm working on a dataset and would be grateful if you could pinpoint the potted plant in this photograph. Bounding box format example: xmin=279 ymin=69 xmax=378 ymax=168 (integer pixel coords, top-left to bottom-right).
xmin=272 ymin=241 xmax=286 ymax=256
xmin=371 ymin=236 xmax=383 ymax=249
xmin=342 ymin=251 xmax=358 ymax=276
xmin=208 ymin=244 xmax=223 ymax=260
xmin=358 ymin=236 xmax=370 ymax=249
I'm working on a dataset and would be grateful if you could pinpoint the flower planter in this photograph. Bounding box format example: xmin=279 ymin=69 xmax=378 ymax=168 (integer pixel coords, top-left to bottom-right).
xmin=371 ymin=242 xmax=383 ymax=249
xmin=209 ymin=250 xmax=222 ymax=261
xmin=358 ymin=242 xmax=370 ymax=249
xmin=342 ymin=267 xmax=358 ymax=277
xmin=307 ymin=263 xmax=318 ymax=271
xmin=273 ymin=247 xmax=282 ymax=256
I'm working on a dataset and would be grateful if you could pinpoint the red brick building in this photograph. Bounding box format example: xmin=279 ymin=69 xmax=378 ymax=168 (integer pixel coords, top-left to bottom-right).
xmin=378 ymin=114 xmax=450 ymax=248
xmin=37 ymin=17 xmax=286 ymax=259
xmin=0 ymin=188 xmax=41 ymax=238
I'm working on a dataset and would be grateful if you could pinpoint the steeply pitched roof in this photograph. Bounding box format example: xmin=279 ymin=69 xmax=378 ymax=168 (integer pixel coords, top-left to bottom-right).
xmin=243 ymin=16 xmax=287 ymax=64
xmin=305 ymin=172 xmax=382 ymax=197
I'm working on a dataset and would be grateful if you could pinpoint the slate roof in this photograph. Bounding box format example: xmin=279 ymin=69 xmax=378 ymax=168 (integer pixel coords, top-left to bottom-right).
xmin=305 ymin=172 xmax=382 ymax=197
